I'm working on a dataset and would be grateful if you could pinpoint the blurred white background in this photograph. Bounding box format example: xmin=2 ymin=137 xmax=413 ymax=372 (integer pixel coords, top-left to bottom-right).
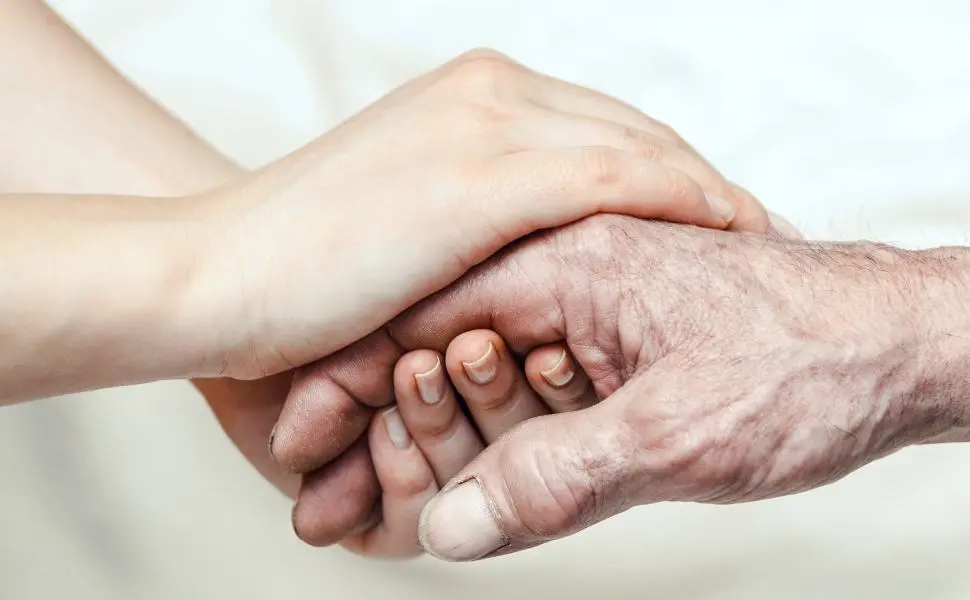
xmin=3 ymin=1 xmax=970 ymax=598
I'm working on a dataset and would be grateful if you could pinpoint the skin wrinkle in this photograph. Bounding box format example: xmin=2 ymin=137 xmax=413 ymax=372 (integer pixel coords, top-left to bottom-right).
xmin=282 ymin=216 xmax=970 ymax=554
xmin=549 ymin=224 xmax=619 ymax=395
xmin=597 ymin=218 xmax=936 ymax=506
xmin=580 ymin=220 xmax=654 ymax=387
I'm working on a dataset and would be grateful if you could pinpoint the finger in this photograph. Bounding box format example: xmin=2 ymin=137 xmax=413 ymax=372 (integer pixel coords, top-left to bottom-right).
xmin=292 ymin=437 xmax=382 ymax=547
xmin=417 ymin=398 xmax=636 ymax=561
xmin=444 ymin=330 xmax=549 ymax=442
xmin=525 ymin=73 xmax=764 ymax=219
xmin=524 ymin=74 xmax=770 ymax=229
xmin=393 ymin=350 xmax=485 ymax=484
xmin=341 ymin=408 xmax=440 ymax=559
xmin=767 ymin=211 xmax=805 ymax=240
xmin=196 ymin=373 xmax=301 ymax=498
xmin=727 ymin=183 xmax=772 ymax=234
xmin=271 ymin=329 xmax=403 ymax=474
xmin=525 ymin=72 xmax=692 ymax=149
xmin=523 ymin=343 xmax=598 ymax=413
xmin=511 ymin=110 xmax=737 ymax=208
xmin=485 ymin=147 xmax=735 ymax=246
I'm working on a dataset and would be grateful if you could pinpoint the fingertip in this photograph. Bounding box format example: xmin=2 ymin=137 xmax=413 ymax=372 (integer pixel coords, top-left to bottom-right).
xmin=703 ymin=193 xmax=736 ymax=225
xmin=371 ymin=407 xmax=438 ymax=498
xmin=446 ymin=330 xmax=550 ymax=442
xmin=394 ymin=350 xmax=444 ymax=385
xmin=292 ymin=439 xmax=381 ymax=547
xmin=727 ymin=183 xmax=771 ymax=233
xmin=272 ymin=369 xmax=373 ymax=474
xmin=395 ymin=350 xmax=446 ymax=406
xmin=447 ymin=330 xmax=506 ymax=389
xmin=526 ymin=344 xmax=575 ymax=388
xmin=767 ymin=211 xmax=805 ymax=239
xmin=447 ymin=330 xmax=504 ymax=367
xmin=524 ymin=344 xmax=597 ymax=413
xmin=645 ymin=165 xmax=731 ymax=230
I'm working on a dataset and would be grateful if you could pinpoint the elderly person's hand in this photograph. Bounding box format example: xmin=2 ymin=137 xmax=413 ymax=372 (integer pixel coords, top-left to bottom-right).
xmin=274 ymin=215 xmax=969 ymax=559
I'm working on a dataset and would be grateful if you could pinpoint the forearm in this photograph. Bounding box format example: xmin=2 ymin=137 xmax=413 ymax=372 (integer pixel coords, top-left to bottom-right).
xmin=0 ymin=192 xmax=223 ymax=403
xmin=0 ymin=0 xmax=239 ymax=196
xmin=801 ymin=240 xmax=970 ymax=445
xmin=0 ymin=1 xmax=248 ymax=406
xmin=771 ymin=239 xmax=970 ymax=446
xmin=906 ymin=246 xmax=970 ymax=441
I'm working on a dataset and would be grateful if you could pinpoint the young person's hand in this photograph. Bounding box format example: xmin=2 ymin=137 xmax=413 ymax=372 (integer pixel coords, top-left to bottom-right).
xmin=201 ymin=49 xmax=769 ymax=381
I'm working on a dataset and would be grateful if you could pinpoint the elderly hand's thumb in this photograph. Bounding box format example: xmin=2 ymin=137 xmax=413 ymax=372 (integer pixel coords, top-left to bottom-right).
xmin=417 ymin=402 xmax=632 ymax=561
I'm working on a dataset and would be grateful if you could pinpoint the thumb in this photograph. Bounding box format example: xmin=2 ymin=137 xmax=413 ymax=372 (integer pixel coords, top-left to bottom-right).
xmin=417 ymin=400 xmax=635 ymax=561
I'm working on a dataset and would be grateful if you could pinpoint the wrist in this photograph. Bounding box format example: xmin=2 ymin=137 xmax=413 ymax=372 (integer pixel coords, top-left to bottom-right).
xmin=159 ymin=191 xmax=245 ymax=379
xmin=75 ymin=194 xmax=226 ymax=381
xmin=905 ymin=246 xmax=970 ymax=439
xmin=827 ymin=242 xmax=970 ymax=445
xmin=759 ymin=238 xmax=970 ymax=448
xmin=0 ymin=192 xmax=225 ymax=402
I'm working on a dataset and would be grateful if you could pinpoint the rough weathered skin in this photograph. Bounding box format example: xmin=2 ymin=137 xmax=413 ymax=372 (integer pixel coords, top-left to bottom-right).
xmin=273 ymin=215 xmax=970 ymax=551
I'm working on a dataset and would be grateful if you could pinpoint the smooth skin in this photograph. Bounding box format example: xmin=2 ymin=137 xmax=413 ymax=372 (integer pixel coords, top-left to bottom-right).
xmin=0 ymin=0 xmax=296 ymax=495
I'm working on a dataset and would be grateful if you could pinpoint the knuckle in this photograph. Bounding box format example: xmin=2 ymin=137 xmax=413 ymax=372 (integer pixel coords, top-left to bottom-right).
xmin=551 ymin=212 xmax=639 ymax=264
xmin=503 ymin=448 xmax=592 ymax=537
xmin=446 ymin=49 xmax=520 ymax=96
xmin=651 ymin=118 xmax=682 ymax=142
xmin=616 ymin=124 xmax=666 ymax=162
xmin=411 ymin=408 xmax=460 ymax=442
xmin=633 ymin=138 xmax=665 ymax=162
xmin=658 ymin=166 xmax=697 ymax=200
xmin=455 ymin=47 xmax=513 ymax=65
xmin=496 ymin=419 xmax=628 ymax=539
xmin=390 ymin=463 xmax=436 ymax=497
xmin=578 ymin=146 xmax=627 ymax=188
xmin=466 ymin=384 xmax=516 ymax=412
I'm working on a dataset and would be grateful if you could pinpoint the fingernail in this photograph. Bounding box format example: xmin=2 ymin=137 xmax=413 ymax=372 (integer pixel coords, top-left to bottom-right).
xmin=540 ymin=350 xmax=575 ymax=388
xmin=414 ymin=358 xmax=446 ymax=404
xmin=419 ymin=478 xmax=507 ymax=561
xmin=383 ymin=407 xmax=411 ymax=450
xmin=461 ymin=343 xmax=499 ymax=385
xmin=705 ymin=193 xmax=735 ymax=222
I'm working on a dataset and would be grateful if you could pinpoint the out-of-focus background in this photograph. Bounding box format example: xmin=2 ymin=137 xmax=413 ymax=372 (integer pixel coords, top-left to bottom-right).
xmin=3 ymin=1 xmax=970 ymax=598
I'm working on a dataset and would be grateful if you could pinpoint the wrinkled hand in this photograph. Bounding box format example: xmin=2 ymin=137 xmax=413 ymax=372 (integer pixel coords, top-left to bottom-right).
xmin=272 ymin=215 xmax=970 ymax=556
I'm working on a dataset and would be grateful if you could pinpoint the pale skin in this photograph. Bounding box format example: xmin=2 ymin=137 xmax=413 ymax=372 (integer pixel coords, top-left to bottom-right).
xmin=276 ymin=214 xmax=970 ymax=561
xmin=2 ymin=0 xmax=775 ymax=550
